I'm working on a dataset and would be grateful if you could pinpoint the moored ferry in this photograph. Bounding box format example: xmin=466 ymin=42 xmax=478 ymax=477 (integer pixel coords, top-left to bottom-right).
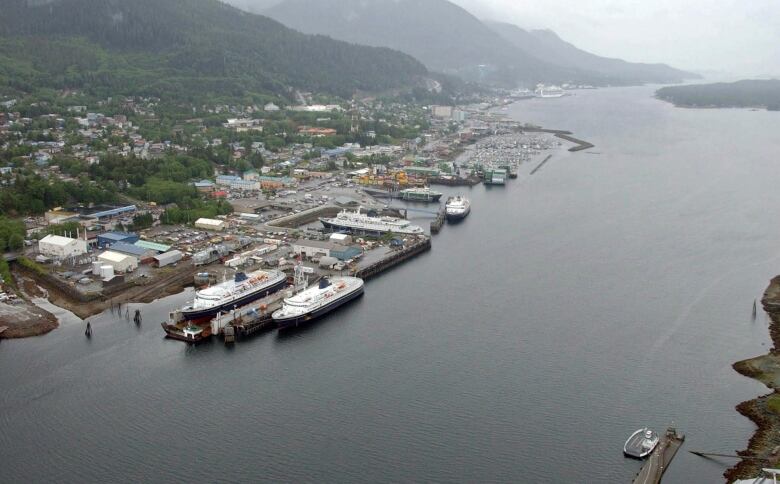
xmin=180 ymin=269 xmax=287 ymax=322
xmin=320 ymin=208 xmax=425 ymax=236
xmin=399 ymin=186 xmax=443 ymax=202
xmin=445 ymin=196 xmax=471 ymax=221
xmin=273 ymin=276 xmax=364 ymax=329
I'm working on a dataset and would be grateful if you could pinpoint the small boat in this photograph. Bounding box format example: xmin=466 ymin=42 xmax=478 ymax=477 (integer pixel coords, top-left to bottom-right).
xmin=624 ymin=428 xmax=659 ymax=459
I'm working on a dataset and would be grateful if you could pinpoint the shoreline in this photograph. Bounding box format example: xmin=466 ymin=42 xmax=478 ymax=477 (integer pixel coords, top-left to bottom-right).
xmin=727 ymin=276 xmax=780 ymax=481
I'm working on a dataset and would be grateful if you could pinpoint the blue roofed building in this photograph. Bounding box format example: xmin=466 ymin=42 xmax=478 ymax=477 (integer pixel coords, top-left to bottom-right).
xmin=97 ymin=231 xmax=139 ymax=249
xmin=107 ymin=242 xmax=156 ymax=260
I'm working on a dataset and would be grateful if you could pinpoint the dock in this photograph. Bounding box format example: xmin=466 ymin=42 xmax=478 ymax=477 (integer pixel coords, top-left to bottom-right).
xmin=430 ymin=209 xmax=445 ymax=234
xmin=211 ymin=291 xmax=287 ymax=341
xmin=530 ymin=154 xmax=553 ymax=175
xmin=632 ymin=427 xmax=686 ymax=484
xmin=353 ymin=237 xmax=432 ymax=281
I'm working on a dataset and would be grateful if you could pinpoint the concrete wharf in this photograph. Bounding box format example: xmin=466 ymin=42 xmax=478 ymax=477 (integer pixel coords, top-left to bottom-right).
xmin=430 ymin=210 xmax=445 ymax=234
xmin=353 ymin=237 xmax=431 ymax=281
xmin=631 ymin=428 xmax=686 ymax=484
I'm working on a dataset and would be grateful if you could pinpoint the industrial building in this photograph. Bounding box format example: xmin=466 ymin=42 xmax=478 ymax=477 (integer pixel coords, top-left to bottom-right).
xmin=38 ymin=234 xmax=88 ymax=259
xmin=292 ymin=239 xmax=362 ymax=261
xmin=194 ymin=218 xmax=226 ymax=231
xmin=107 ymin=242 xmax=156 ymax=262
xmin=134 ymin=240 xmax=172 ymax=253
xmin=153 ymin=250 xmax=183 ymax=268
xmin=97 ymin=231 xmax=139 ymax=249
xmin=97 ymin=251 xmax=138 ymax=273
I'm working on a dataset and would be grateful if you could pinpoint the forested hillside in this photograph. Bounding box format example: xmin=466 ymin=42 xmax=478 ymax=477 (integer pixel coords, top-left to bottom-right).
xmin=0 ymin=0 xmax=428 ymax=101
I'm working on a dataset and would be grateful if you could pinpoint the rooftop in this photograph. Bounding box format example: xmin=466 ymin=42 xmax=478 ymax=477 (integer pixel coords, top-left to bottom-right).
xmin=98 ymin=250 xmax=134 ymax=263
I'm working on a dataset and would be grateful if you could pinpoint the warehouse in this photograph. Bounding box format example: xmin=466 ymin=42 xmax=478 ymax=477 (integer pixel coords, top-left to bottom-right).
xmin=292 ymin=239 xmax=362 ymax=261
xmin=38 ymin=234 xmax=88 ymax=259
xmin=194 ymin=218 xmax=226 ymax=231
xmin=97 ymin=251 xmax=138 ymax=273
xmin=108 ymin=242 xmax=156 ymax=262
xmin=134 ymin=240 xmax=172 ymax=253
xmin=97 ymin=231 xmax=139 ymax=249
xmin=153 ymin=250 xmax=183 ymax=268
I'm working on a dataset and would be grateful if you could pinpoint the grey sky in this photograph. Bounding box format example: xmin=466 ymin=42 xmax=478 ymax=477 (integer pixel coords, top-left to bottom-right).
xmin=451 ymin=0 xmax=780 ymax=77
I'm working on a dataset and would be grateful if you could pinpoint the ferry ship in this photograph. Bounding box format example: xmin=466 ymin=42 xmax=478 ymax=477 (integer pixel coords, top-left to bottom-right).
xmin=445 ymin=196 xmax=471 ymax=221
xmin=180 ymin=269 xmax=288 ymax=322
xmin=320 ymin=208 xmax=425 ymax=236
xmin=535 ymin=84 xmax=566 ymax=98
xmin=273 ymin=276 xmax=364 ymax=329
xmin=399 ymin=187 xmax=443 ymax=203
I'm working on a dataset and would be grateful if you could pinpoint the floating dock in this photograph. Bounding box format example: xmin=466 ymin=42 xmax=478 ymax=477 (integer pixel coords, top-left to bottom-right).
xmin=632 ymin=427 xmax=685 ymax=484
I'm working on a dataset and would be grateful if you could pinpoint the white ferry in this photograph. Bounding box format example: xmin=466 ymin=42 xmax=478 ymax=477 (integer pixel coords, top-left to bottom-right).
xmin=445 ymin=196 xmax=471 ymax=221
xmin=180 ymin=269 xmax=288 ymax=322
xmin=320 ymin=208 xmax=425 ymax=236
xmin=535 ymin=84 xmax=566 ymax=98
xmin=273 ymin=276 xmax=364 ymax=329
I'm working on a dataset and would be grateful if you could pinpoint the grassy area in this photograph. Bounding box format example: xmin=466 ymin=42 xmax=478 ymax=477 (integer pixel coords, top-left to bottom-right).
xmin=0 ymin=257 xmax=17 ymax=292
xmin=766 ymin=393 xmax=780 ymax=415
xmin=16 ymin=256 xmax=47 ymax=277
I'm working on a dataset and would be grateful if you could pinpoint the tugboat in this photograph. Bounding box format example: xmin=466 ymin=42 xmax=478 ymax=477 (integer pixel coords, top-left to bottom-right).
xmin=623 ymin=428 xmax=659 ymax=459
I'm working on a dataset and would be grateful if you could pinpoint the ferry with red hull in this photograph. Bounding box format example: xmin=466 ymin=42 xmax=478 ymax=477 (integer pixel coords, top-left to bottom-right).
xmin=180 ymin=269 xmax=287 ymax=323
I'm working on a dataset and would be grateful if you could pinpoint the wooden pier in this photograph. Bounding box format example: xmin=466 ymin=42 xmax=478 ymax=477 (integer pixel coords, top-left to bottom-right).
xmin=632 ymin=427 xmax=686 ymax=484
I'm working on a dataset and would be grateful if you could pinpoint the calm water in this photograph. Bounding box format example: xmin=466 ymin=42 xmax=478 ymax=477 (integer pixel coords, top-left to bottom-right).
xmin=2 ymin=86 xmax=780 ymax=483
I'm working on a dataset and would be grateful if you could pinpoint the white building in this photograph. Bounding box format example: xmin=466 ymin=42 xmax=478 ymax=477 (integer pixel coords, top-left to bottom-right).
xmin=431 ymin=105 xmax=454 ymax=119
xmin=97 ymin=251 xmax=138 ymax=273
xmin=194 ymin=218 xmax=226 ymax=232
xmin=38 ymin=235 xmax=88 ymax=259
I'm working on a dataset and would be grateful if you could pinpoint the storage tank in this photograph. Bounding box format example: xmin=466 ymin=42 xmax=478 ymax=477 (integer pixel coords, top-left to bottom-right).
xmin=92 ymin=261 xmax=102 ymax=276
xmin=100 ymin=265 xmax=115 ymax=280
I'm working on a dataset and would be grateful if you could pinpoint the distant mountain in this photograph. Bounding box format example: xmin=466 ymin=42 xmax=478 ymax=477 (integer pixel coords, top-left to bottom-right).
xmin=656 ymin=80 xmax=780 ymax=110
xmin=263 ymin=0 xmax=698 ymax=87
xmin=487 ymin=22 xmax=699 ymax=85
xmin=263 ymin=0 xmax=577 ymax=85
xmin=0 ymin=0 xmax=428 ymax=100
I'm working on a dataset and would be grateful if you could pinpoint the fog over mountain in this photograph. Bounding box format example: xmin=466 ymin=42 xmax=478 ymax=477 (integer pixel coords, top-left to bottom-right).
xmin=227 ymin=0 xmax=780 ymax=78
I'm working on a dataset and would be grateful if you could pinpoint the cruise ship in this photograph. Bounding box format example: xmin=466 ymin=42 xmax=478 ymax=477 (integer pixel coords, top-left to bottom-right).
xmin=273 ymin=276 xmax=364 ymax=329
xmin=535 ymin=84 xmax=566 ymax=98
xmin=399 ymin=187 xmax=443 ymax=203
xmin=180 ymin=269 xmax=288 ymax=322
xmin=320 ymin=208 xmax=425 ymax=236
xmin=445 ymin=196 xmax=471 ymax=221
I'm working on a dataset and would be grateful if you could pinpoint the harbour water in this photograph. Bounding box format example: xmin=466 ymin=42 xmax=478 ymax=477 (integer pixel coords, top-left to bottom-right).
xmin=2 ymin=85 xmax=780 ymax=482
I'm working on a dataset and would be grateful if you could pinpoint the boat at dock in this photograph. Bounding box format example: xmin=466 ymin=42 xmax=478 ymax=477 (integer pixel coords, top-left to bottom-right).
xmin=399 ymin=187 xmax=443 ymax=202
xmin=180 ymin=269 xmax=287 ymax=323
xmin=624 ymin=428 xmax=659 ymax=459
xmin=445 ymin=196 xmax=471 ymax=221
xmin=273 ymin=276 xmax=364 ymax=329
xmin=320 ymin=208 xmax=425 ymax=236
xmin=161 ymin=322 xmax=213 ymax=343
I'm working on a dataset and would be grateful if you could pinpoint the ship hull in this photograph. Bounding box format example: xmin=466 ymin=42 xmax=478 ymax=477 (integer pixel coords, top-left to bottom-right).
xmin=400 ymin=193 xmax=443 ymax=203
xmin=319 ymin=219 xmax=421 ymax=236
xmin=275 ymin=285 xmax=364 ymax=329
xmin=445 ymin=207 xmax=471 ymax=222
xmin=181 ymin=277 xmax=288 ymax=323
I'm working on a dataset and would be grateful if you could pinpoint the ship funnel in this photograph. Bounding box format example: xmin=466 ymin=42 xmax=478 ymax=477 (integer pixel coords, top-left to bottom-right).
xmin=319 ymin=278 xmax=331 ymax=289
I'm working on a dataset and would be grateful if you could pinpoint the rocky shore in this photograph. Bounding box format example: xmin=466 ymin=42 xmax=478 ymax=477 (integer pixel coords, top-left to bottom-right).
xmin=0 ymin=275 xmax=58 ymax=339
xmin=727 ymin=276 xmax=780 ymax=481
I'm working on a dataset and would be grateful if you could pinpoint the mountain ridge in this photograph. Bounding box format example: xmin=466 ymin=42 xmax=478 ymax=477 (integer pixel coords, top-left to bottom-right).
xmin=0 ymin=0 xmax=429 ymax=100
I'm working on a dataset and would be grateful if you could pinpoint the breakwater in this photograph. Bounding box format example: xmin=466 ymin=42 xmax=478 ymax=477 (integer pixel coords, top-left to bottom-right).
xmin=521 ymin=127 xmax=595 ymax=152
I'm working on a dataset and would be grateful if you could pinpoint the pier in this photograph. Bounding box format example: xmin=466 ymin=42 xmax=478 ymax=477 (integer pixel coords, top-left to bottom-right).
xmin=632 ymin=427 xmax=685 ymax=484
xmin=530 ymin=155 xmax=553 ymax=175
xmin=353 ymin=237 xmax=432 ymax=281
xmin=521 ymin=127 xmax=595 ymax=152
xmin=430 ymin=209 xmax=445 ymax=234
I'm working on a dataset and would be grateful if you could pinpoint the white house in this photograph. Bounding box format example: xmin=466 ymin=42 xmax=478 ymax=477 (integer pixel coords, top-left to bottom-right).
xmin=38 ymin=234 xmax=88 ymax=259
